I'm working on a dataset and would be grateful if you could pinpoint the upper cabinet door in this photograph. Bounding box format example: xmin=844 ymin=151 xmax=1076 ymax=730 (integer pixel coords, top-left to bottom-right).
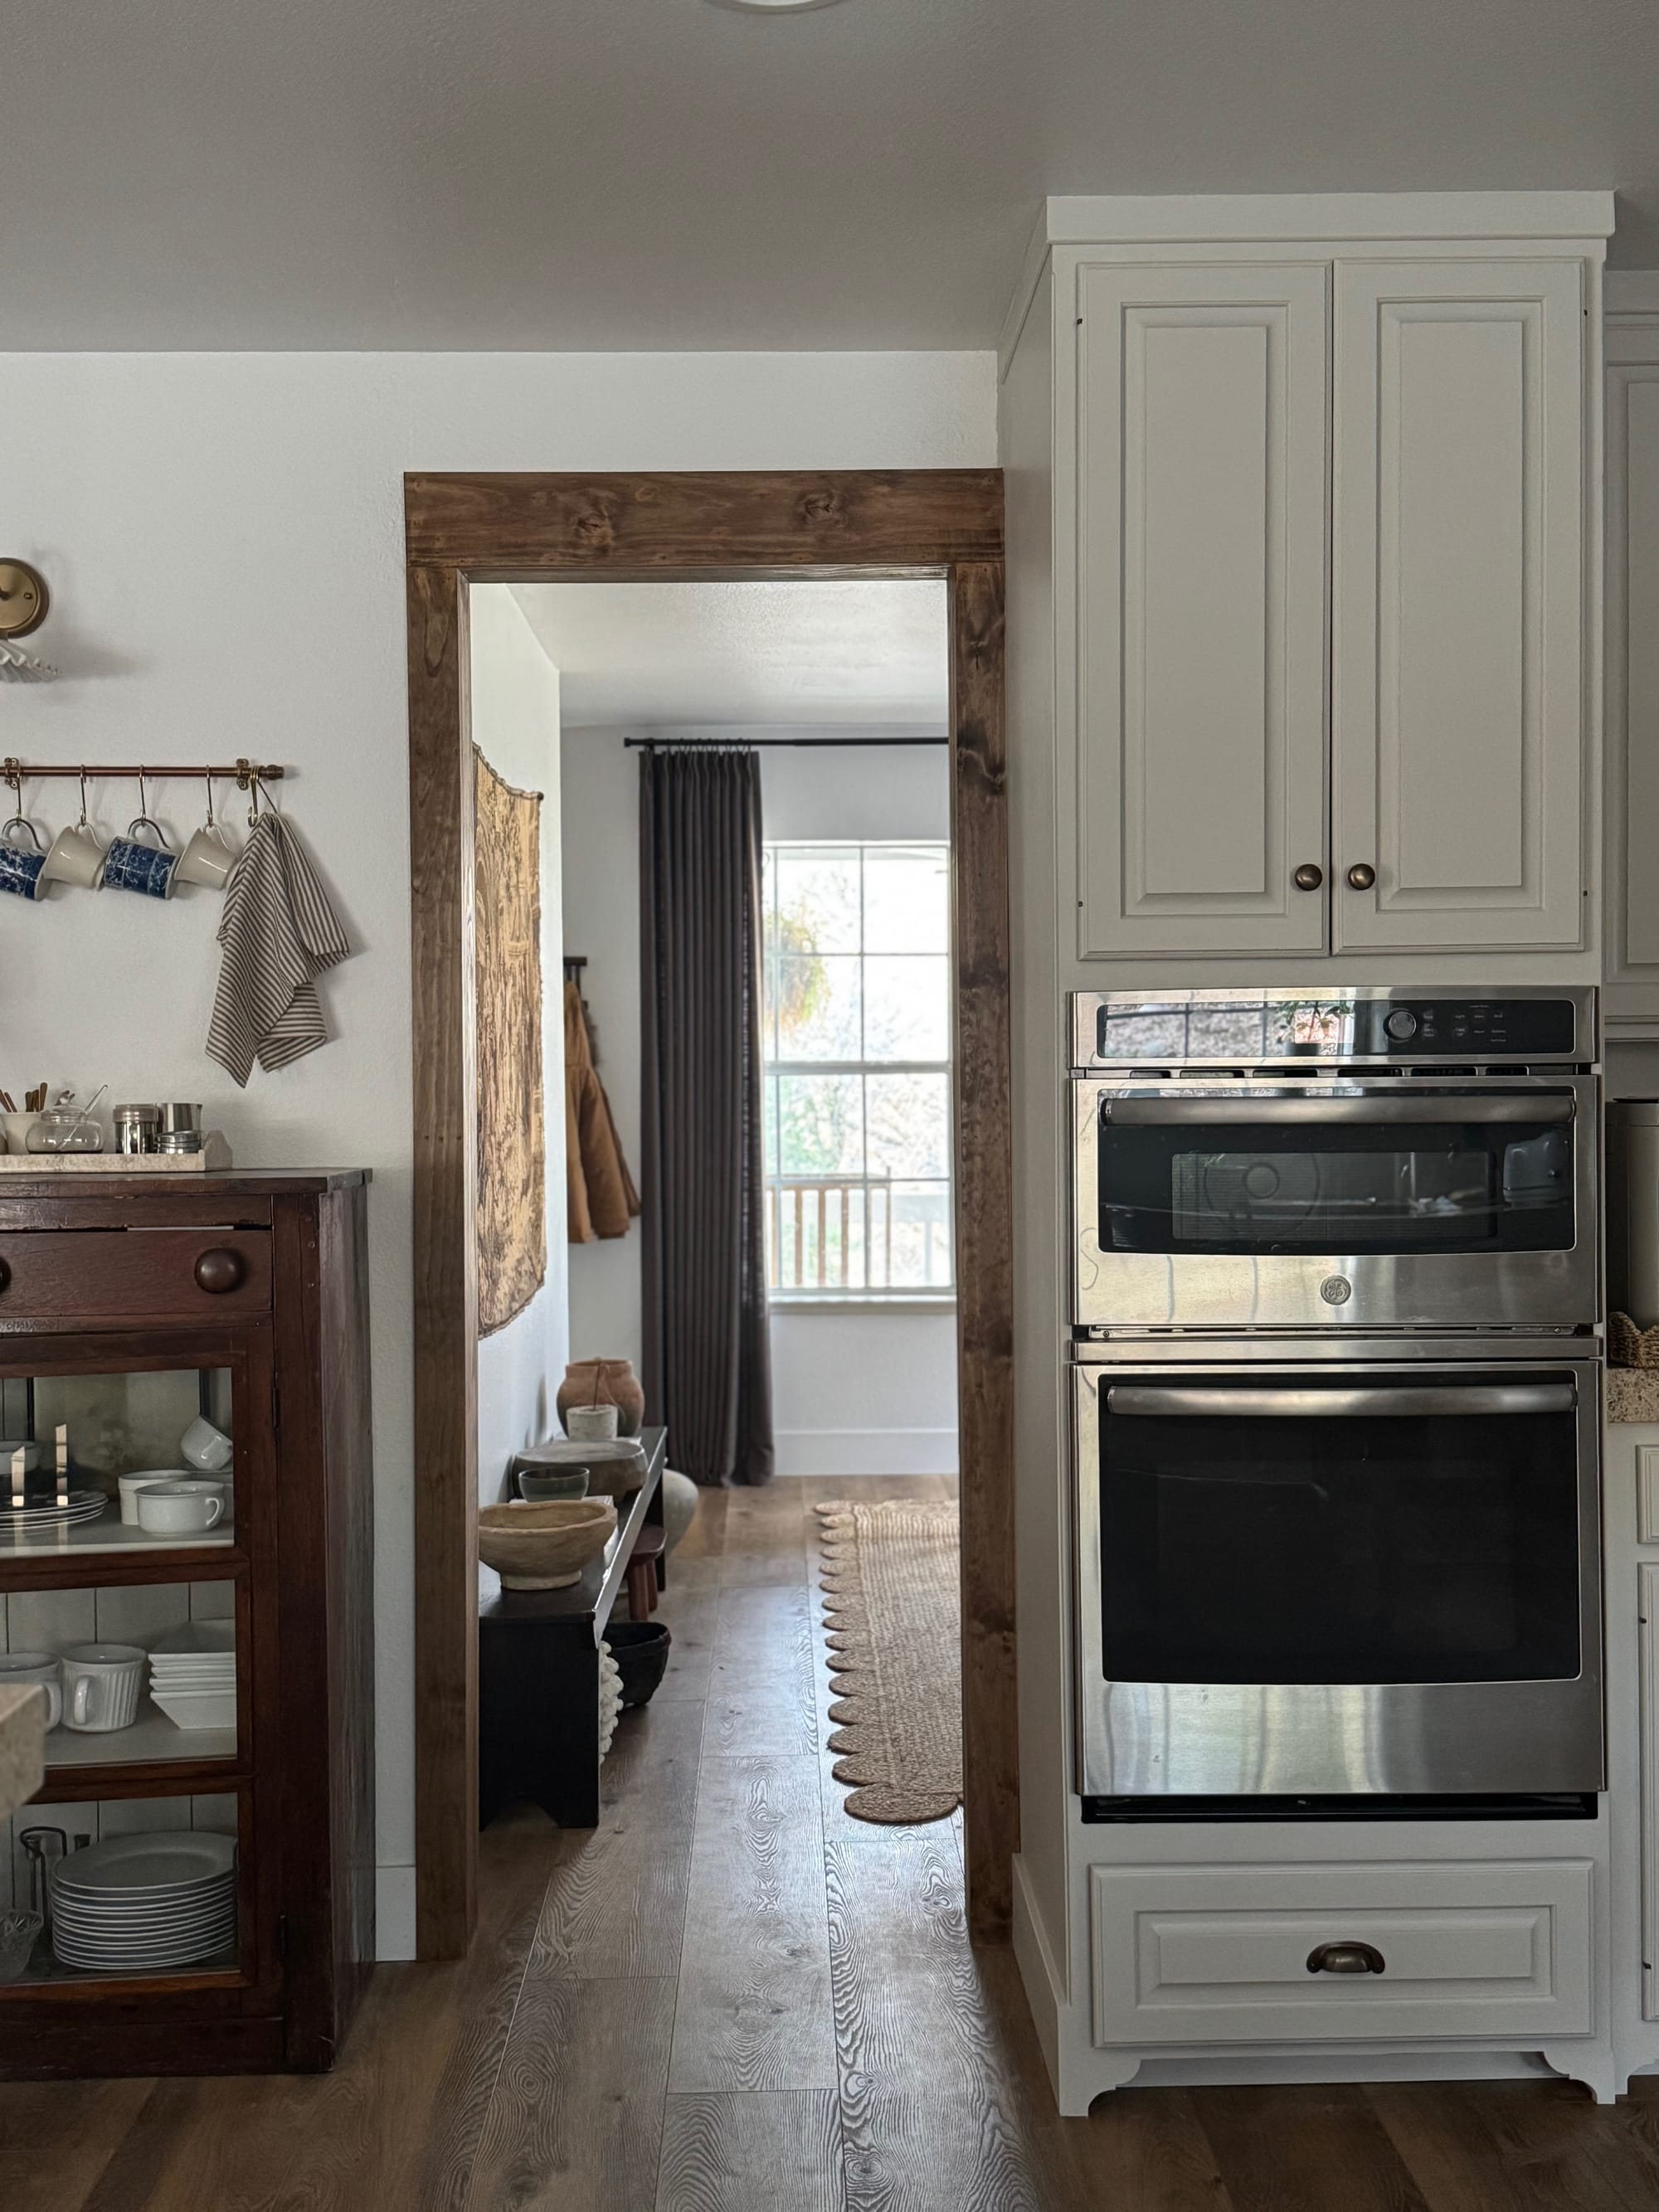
xmin=1077 ymin=264 xmax=1331 ymax=958
xmin=1333 ymin=259 xmax=1587 ymax=951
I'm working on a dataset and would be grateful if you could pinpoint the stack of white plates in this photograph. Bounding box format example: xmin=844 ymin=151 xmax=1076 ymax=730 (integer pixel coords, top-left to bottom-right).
xmin=50 ymin=1832 xmax=237 ymax=1974
xmin=0 ymin=1490 xmax=107 ymax=1534
xmin=149 ymin=1620 xmax=236 ymax=1730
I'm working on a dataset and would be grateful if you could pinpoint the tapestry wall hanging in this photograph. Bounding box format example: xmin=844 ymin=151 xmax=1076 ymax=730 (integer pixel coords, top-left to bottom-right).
xmin=474 ymin=747 xmax=547 ymax=1335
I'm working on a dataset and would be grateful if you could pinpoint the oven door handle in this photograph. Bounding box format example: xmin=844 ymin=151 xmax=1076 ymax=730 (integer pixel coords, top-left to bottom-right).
xmin=1102 ymin=1095 xmax=1573 ymax=1125
xmin=1104 ymin=1383 xmax=1577 ymax=1418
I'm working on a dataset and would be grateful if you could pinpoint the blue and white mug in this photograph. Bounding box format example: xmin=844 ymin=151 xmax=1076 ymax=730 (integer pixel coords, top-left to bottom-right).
xmin=0 ymin=818 xmax=46 ymax=902
xmin=103 ymin=816 xmax=178 ymax=900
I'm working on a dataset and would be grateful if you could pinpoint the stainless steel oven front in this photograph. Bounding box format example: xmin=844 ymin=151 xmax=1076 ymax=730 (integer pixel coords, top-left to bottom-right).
xmin=1072 ymin=1339 xmax=1604 ymax=1802
xmin=1072 ymin=989 xmax=1598 ymax=1335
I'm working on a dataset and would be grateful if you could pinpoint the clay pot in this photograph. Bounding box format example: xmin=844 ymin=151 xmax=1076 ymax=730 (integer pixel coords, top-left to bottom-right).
xmin=558 ymin=1359 xmax=645 ymax=1439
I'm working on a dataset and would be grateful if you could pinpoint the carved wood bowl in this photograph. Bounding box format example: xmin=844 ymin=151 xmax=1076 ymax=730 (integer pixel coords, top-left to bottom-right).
xmin=478 ymin=1498 xmax=617 ymax=1591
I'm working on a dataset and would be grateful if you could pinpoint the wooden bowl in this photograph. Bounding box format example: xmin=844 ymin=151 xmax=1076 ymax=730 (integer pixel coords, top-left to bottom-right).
xmin=478 ymin=1498 xmax=617 ymax=1591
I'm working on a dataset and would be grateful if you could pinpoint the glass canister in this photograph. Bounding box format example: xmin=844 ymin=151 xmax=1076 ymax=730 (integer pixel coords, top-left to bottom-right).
xmin=113 ymin=1104 xmax=160 ymax=1156
xmin=25 ymin=1096 xmax=105 ymax=1155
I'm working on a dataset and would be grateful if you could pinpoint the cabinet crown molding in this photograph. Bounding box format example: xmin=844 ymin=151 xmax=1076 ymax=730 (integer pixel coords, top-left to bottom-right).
xmin=1001 ymin=192 xmax=1616 ymax=373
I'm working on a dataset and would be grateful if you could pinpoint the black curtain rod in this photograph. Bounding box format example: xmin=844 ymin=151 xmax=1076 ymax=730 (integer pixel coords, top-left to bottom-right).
xmin=623 ymin=736 xmax=948 ymax=751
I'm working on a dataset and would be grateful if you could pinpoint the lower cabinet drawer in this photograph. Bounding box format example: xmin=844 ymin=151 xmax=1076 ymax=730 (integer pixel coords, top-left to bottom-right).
xmin=1090 ymin=1860 xmax=1593 ymax=2047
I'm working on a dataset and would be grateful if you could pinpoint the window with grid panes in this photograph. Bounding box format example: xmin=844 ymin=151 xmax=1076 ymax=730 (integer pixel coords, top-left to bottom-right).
xmin=761 ymin=841 xmax=953 ymax=1300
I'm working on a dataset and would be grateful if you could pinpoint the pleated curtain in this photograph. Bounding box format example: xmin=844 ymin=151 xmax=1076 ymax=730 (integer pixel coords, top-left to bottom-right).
xmin=640 ymin=746 xmax=776 ymax=1486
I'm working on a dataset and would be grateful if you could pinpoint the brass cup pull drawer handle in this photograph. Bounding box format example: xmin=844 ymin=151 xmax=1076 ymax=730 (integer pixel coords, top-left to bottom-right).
xmin=0 ymin=1257 xmax=8 ymax=1294
xmin=1292 ymin=863 xmax=1324 ymax=892
xmin=1306 ymin=1941 xmax=1386 ymax=1976
xmin=194 ymin=1247 xmax=246 ymax=1295
xmin=1347 ymin=863 xmax=1377 ymax=891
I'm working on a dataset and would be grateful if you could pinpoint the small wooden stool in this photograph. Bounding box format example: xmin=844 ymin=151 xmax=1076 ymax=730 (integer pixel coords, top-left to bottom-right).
xmin=625 ymin=1524 xmax=665 ymax=1619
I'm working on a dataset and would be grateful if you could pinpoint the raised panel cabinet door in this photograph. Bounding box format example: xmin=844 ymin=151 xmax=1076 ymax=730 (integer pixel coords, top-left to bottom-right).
xmin=1333 ymin=258 xmax=1587 ymax=950
xmin=1608 ymin=334 xmax=1659 ymax=1005
xmin=1076 ymin=263 xmax=1331 ymax=957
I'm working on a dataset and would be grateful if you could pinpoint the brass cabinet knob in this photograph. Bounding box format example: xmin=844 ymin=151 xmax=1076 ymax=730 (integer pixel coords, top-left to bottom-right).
xmin=1292 ymin=863 xmax=1324 ymax=892
xmin=1346 ymin=863 xmax=1377 ymax=891
xmin=194 ymin=1247 xmax=246 ymax=1295
xmin=1306 ymin=1941 xmax=1386 ymax=1976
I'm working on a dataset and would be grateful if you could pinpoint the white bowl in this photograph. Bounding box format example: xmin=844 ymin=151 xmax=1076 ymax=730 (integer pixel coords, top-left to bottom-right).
xmin=152 ymin=1689 xmax=237 ymax=1731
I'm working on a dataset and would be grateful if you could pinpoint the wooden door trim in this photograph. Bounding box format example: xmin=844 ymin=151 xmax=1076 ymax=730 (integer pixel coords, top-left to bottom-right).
xmin=406 ymin=469 xmax=1014 ymax=1957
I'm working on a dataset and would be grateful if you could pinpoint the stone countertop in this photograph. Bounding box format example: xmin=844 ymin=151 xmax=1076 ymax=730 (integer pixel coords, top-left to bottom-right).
xmin=1608 ymin=1369 xmax=1659 ymax=1425
xmin=0 ymin=1684 xmax=46 ymax=1825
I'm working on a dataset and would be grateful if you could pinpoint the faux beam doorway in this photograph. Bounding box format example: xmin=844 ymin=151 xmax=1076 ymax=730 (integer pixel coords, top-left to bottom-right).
xmin=405 ymin=471 xmax=1013 ymax=1957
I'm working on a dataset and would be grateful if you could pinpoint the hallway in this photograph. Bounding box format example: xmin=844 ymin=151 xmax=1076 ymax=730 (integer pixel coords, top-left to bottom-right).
xmin=7 ymin=1476 xmax=1659 ymax=2210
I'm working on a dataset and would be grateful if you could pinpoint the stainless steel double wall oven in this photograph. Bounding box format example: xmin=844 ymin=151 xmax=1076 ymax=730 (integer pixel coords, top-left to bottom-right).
xmin=1068 ymin=988 xmax=1603 ymax=1813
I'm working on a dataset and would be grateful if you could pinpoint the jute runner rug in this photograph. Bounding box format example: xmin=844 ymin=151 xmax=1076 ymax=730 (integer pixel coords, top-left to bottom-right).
xmin=815 ymin=1499 xmax=962 ymax=1824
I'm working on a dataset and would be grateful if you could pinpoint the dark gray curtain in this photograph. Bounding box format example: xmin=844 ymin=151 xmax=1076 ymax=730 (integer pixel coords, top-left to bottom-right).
xmin=640 ymin=746 xmax=775 ymax=1486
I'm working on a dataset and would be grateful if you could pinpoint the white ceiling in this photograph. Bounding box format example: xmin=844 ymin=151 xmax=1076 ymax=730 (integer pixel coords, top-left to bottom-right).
xmin=510 ymin=579 xmax=949 ymax=728
xmin=7 ymin=0 xmax=1657 ymax=351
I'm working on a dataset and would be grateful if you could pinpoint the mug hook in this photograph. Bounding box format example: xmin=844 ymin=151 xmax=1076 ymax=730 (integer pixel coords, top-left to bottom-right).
xmin=248 ymin=772 xmax=262 ymax=827
xmin=138 ymin=767 xmax=148 ymax=822
xmin=204 ymin=771 xmax=216 ymax=830
xmin=77 ymin=768 xmax=90 ymax=829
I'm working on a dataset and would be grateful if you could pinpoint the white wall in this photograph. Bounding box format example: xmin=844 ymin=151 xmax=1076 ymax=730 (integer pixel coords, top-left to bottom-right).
xmin=560 ymin=725 xmax=645 ymax=1377
xmin=470 ymin=587 xmax=567 ymax=1515
xmin=0 ymin=348 xmax=993 ymax=1955
xmin=561 ymin=721 xmax=959 ymax=1478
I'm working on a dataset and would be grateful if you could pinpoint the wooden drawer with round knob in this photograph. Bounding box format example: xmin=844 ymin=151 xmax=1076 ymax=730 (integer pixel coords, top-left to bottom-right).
xmin=0 ymin=1231 xmax=272 ymax=1330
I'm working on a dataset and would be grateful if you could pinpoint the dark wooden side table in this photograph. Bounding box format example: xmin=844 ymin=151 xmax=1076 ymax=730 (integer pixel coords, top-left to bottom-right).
xmin=478 ymin=1427 xmax=666 ymax=1829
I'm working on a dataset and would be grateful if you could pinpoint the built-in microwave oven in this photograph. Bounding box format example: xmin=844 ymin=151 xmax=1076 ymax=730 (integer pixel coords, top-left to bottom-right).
xmin=1071 ymin=989 xmax=1598 ymax=1336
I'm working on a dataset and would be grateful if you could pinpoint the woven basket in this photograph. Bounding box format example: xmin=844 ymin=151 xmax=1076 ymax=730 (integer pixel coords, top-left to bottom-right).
xmin=1609 ymin=1311 xmax=1659 ymax=1370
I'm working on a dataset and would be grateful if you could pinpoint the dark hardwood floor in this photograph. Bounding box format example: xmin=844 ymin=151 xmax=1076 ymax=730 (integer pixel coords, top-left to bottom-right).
xmin=7 ymin=1472 xmax=1659 ymax=2210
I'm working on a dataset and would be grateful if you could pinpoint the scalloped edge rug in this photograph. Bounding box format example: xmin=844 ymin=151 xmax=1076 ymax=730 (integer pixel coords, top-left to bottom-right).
xmin=815 ymin=1499 xmax=961 ymax=1824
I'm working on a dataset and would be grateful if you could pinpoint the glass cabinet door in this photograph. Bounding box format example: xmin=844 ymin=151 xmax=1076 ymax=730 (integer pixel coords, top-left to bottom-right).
xmin=0 ymin=1355 xmax=237 ymax=1561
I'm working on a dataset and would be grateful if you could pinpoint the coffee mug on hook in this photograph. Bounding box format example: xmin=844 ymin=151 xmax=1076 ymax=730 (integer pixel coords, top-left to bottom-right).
xmin=0 ymin=814 xmax=47 ymax=902
xmin=104 ymin=817 xmax=179 ymax=900
xmin=41 ymin=770 xmax=107 ymax=891
xmin=176 ymin=772 xmax=236 ymax=892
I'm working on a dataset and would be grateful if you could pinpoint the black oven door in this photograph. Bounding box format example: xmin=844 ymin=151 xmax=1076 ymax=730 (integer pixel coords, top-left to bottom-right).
xmin=1073 ymin=1081 xmax=1595 ymax=1331
xmin=1073 ymin=1352 xmax=1603 ymax=1799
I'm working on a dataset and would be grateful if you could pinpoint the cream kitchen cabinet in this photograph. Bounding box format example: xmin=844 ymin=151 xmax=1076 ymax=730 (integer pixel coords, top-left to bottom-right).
xmin=1053 ymin=202 xmax=1610 ymax=962
xmin=1076 ymin=263 xmax=1331 ymax=957
xmin=1605 ymin=279 xmax=1659 ymax=1038
xmin=1333 ymin=259 xmax=1587 ymax=952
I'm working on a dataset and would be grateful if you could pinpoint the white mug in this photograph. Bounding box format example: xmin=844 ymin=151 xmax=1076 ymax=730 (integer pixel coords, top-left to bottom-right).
xmin=180 ymin=1417 xmax=234 ymax=1473
xmin=0 ymin=1650 xmax=64 ymax=1730
xmin=137 ymin=1481 xmax=225 ymax=1534
xmin=119 ymin=1468 xmax=191 ymax=1527
xmin=61 ymin=1643 xmax=145 ymax=1733
xmin=40 ymin=822 xmax=107 ymax=891
xmin=175 ymin=824 xmax=236 ymax=892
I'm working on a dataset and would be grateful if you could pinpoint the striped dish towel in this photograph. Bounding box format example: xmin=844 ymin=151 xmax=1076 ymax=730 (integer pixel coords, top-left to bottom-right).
xmin=206 ymin=814 xmax=351 ymax=1084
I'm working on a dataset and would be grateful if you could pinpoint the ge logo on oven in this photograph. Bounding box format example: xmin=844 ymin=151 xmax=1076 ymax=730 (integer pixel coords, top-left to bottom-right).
xmin=1320 ymin=1276 xmax=1353 ymax=1305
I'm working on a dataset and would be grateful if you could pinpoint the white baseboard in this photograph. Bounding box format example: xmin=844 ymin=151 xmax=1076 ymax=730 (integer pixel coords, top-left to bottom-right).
xmin=376 ymin=1864 xmax=417 ymax=1960
xmin=774 ymin=1427 xmax=959 ymax=1476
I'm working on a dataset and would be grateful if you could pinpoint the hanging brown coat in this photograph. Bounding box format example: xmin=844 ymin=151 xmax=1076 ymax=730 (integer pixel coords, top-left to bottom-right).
xmin=566 ymin=981 xmax=641 ymax=1242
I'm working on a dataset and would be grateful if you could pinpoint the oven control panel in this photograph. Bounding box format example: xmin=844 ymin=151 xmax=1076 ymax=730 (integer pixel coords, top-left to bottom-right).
xmin=1355 ymin=998 xmax=1577 ymax=1058
xmin=1076 ymin=989 xmax=1592 ymax=1069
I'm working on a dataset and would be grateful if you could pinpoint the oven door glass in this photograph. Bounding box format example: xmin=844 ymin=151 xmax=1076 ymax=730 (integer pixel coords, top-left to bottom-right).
xmin=1094 ymin=1091 xmax=1576 ymax=1258
xmin=1097 ymin=1372 xmax=1583 ymax=1687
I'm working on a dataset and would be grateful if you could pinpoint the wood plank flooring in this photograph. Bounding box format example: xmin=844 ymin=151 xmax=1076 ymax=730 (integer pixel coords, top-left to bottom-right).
xmin=9 ymin=1472 xmax=1659 ymax=2210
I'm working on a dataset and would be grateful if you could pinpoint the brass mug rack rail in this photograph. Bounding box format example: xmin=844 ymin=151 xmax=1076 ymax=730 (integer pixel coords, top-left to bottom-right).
xmin=2 ymin=759 xmax=285 ymax=788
